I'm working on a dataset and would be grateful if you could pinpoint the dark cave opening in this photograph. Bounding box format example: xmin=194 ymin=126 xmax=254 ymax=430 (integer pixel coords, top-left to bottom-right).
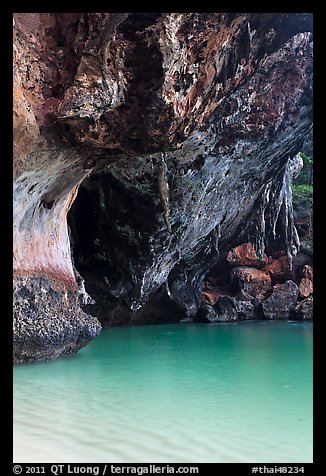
xmin=67 ymin=169 xmax=186 ymax=326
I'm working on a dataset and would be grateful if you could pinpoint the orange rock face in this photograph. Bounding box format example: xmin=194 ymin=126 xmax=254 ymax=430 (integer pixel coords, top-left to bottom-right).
xmin=226 ymin=242 xmax=267 ymax=268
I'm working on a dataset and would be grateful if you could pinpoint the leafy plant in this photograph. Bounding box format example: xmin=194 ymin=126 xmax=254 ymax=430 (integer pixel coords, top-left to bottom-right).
xmin=291 ymin=183 xmax=313 ymax=209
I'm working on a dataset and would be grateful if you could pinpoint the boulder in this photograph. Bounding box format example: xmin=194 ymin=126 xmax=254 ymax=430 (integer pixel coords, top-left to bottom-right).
xmin=235 ymin=289 xmax=256 ymax=302
xmin=231 ymin=267 xmax=272 ymax=300
xmin=233 ymin=298 xmax=255 ymax=320
xmin=213 ymin=295 xmax=255 ymax=321
xmin=299 ymin=277 xmax=313 ymax=298
xmin=194 ymin=305 xmax=217 ymax=323
xmin=227 ymin=242 xmax=267 ymax=268
xmin=291 ymin=296 xmax=313 ymax=320
xmin=214 ymin=296 xmax=238 ymax=322
xmin=262 ymin=280 xmax=299 ymax=319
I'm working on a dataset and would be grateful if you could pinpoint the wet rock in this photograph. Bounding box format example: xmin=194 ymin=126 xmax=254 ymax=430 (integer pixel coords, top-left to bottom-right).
xmin=262 ymin=280 xmax=299 ymax=320
xmin=233 ymin=299 xmax=255 ymax=321
xmin=291 ymin=296 xmax=313 ymax=320
xmin=214 ymin=296 xmax=238 ymax=322
xmin=194 ymin=305 xmax=216 ymax=323
xmin=180 ymin=317 xmax=193 ymax=323
xmin=231 ymin=267 xmax=272 ymax=300
xmin=13 ymin=275 xmax=101 ymax=364
xmin=227 ymin=242 xmax=267 ymax=268
xmin=213 ymin=296 xmax=256 ymax=321
xmin=298 ymin=277 xmax=313 ymax=298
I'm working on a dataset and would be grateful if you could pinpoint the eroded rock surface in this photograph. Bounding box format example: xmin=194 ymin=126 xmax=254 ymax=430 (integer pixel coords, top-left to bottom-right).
xmin=13 ymin=275 xmax=101 ymax=363
xmin=262 ymin=280 xmax=299 ymax=320
xmin=292 ymin=296 xmax=313 ymax=320
xmin=13 ymin=13 xmax=313 ymax=362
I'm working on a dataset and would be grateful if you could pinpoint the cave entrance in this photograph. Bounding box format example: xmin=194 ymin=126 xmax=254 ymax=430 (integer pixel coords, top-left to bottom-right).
xmin=67 ymin=168 xmax=186 ymax=326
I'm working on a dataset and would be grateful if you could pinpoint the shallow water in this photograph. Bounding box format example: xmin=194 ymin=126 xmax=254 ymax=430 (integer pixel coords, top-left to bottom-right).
xmin=13 ymin=321 xmax=313 ymax=463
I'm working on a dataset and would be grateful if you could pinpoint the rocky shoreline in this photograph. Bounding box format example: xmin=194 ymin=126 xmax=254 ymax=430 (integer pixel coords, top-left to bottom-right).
xmin=197 ymin=241 xmax=313 ymax=323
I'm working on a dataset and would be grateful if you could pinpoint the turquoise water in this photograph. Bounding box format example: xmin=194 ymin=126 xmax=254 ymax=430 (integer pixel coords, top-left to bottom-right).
xmin=13 ymin=321 xmax=313 ymax=463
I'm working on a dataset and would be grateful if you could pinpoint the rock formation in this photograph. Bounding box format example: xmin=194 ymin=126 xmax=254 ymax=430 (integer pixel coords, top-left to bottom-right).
xmin=200 ymin=241 xmax=313 ymax=322
xmin=13 ymin=13 xmax=313 ymax=363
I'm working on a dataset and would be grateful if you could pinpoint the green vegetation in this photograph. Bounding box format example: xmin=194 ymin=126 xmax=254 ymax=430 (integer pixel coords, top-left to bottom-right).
xmin=296 ymin=151 xmax=313 ymax=186
xmin=291 ymin=183 xmax=313 ymax=209
xmin=291 ymin=151 xmax=313 ymax=211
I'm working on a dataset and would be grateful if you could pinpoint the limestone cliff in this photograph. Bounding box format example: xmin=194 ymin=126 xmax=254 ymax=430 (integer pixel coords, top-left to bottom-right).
xmin=13 ymin=13 xmax=313 ymax=363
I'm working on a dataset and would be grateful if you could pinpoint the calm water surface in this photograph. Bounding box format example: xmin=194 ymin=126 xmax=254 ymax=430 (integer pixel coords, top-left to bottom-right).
xmin=13 ymin=321 xmax=313 ymax=463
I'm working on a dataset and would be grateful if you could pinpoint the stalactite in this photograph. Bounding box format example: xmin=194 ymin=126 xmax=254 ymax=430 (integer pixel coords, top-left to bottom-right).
xmin=281 ymin=159 xmax=301 ymax=268
xmin=251 ymin=155 xmax=301 ymax=265
xmin=157 ymin=152 xmax=172 ymax=233
xmin=253 ymin=182 xmax=272 ymax=259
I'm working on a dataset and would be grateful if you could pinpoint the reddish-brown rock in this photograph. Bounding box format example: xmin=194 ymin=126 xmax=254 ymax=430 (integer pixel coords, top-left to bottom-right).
xmin=262 ymin=280 xmax=299 ymax=319
xmin=230 ymin=267 xmax=272 ymax=300
xmin=201 ymin=276 xmax=232 ymax=305
xmin=202 ymin=287 xmax=227 ymax=306
xmin=299 ymin=278 xmax=313 ymax=298
xmin=265 ymin=255 xmax=294 ymax=283
xmin=226 ymin=242 xmax=267 ymax=268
